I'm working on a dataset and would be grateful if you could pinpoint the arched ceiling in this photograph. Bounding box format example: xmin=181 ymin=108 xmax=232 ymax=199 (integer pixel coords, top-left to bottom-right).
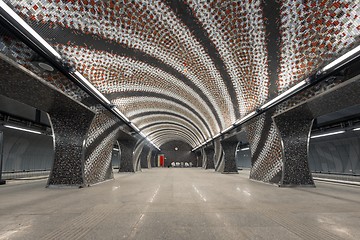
xmin=3 ymin=0 xmax=359 ymax=148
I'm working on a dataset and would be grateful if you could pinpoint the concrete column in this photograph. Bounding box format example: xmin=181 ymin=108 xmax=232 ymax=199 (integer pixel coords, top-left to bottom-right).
xmin=118 ymin=140 xmax=137 ymax=172
xmin=47 ymin=110 xmax=95 ymax=186
xmin=140 ymin=146 xmax=151 ymax=169
xmin=83 ymin=110 xmax=123 ymax=185
xmin=195 ymin=150 xmax=203 ymax=167
xmin=245 ymin=109 xmax=283 ymax=184
xmin=204 ymin=147 xmax=215 ymax=169
xmin=133 ymin=141 xmax=145 ymax=171
xmin=0 ymin=132 xmax=5 ymax=185
xmin=220 ymin=141 xmax=238 ymax=174
xmin=273 ymin=104 xmax=315 ymax=186
xmin=0 ymin=55 xmax=96 ymax=186
xmin=150 ymin=151 xmax=157 ymax=167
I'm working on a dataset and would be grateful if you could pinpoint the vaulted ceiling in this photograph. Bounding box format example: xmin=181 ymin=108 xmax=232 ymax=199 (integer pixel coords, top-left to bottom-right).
xmin=2 ymin=0 xmax=359 ymax=147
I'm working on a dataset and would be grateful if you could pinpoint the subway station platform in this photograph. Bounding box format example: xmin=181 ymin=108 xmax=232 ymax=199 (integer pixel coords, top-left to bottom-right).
xmin=1 ymin=168 xmax=359 ymax=240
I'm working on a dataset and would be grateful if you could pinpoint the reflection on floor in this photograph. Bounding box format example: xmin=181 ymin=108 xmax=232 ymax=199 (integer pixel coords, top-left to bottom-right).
xmin=0 ymin=168 xmax=360 ymax=240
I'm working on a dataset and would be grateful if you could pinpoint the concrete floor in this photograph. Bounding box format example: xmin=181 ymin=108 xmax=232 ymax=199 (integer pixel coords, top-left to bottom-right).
xmin=0 ymin=168 xmax=360 ymax=240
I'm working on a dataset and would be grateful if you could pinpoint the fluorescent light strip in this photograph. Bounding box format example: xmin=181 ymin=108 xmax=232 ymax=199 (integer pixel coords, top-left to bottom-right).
xmin=240 ymin=147 xmax=250 ymax=151
xmin=4 ymin=125 xmax=42 ymax=135
xmin=0 ymin=1 xmax=62 ymax=60
xmin=311 ymin=130 xmax=345 ymax=139
xmin=113 ymin=148 xmax=119 ymax=151
xmin=213 ymin=133 xmax=221 ymax=139
xmin=234 ymin=111 xmax=256 ymax=126
xmin=73 ymin=71 xmax=111 ymax=105
xmin=322 ymin=45 xmax=360 ymax=72
xmin=221 ymin=125 xmax=233 ymax=134
xmin=130 ymin=123 xmax=140 ymax=132
xmin=113 ymin=108 xmax=130 ymax=123
xmin=353 ymin=127 xmax=360 ymax=131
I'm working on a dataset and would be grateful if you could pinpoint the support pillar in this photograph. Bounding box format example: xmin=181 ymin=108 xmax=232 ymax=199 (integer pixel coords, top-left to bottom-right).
xmin=140 ymin=146 xmax=151 ymax=169
xmin=150 ymin=151 xmax=157 ymax=167
xmin=0 ymin=132 xmax=5 ymax=185
xmin=48 ymin=109 xmax=95 ymax=186
xmin=273 ymin=104 xmax=314 ymax=186
xmin=133 ymin=141 xmax=145 ymax=171
xmin=219 ymin=141 xmax=238 ymax=174
xmin=118 ymin=140 xmax=137 ymax=172
xmin=204 ymin=147 xmax=215 ymax=169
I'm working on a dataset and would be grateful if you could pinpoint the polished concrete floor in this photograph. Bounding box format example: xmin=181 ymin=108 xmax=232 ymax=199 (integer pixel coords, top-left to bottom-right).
xmin=1 ymin=168 xmax=360 ymax=240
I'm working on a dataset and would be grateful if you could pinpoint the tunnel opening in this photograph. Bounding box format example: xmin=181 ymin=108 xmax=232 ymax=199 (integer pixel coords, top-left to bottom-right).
xmin=0 ymin=94 xmax=54 ymax=184
xmin=160 ymin=140 xmax=196 ymax=168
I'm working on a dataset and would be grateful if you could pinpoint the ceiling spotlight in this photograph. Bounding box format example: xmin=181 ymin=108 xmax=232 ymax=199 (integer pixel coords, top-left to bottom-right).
xmin=175 ymin=147 xmax=178 ymax=151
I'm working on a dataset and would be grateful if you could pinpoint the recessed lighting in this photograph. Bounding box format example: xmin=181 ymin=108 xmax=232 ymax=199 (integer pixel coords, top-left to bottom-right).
xmin=38 ymin=62 xmax=54 ymax=71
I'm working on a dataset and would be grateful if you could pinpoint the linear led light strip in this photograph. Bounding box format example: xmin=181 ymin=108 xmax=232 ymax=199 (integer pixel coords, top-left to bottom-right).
xmin=0 ymin=1 xmax=61 ymax=60
xmin=0 ymin=1 xmax=160 ymax=151
xmin=3 ymin=124 xmax=43 ymax=135
xmin=310 ymin=131 xmax=345 ymax=139
xmin=192 ymin=45 xmax=360 ymax=152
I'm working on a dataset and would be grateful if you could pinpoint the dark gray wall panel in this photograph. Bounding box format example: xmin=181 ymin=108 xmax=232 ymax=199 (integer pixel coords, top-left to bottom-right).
xmin=160 ymin=141 xmax=196 ymax=167
xmin=236 ymin=148 xmax=252 ymax=169
xmin=309 ymin=130 xmax=360 ymax=175
xmin=0 ymin=127 xmax=53 ymax=172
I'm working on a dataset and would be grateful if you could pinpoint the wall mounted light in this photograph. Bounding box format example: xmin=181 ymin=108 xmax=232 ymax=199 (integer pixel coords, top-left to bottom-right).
xmin=260 ymin=80 xmax=308 ymax=110
xmin=3 ymin=124 xmax=42 ymax=135
xmin=112 ymin=108 xmax=130 ymax=123
xmin=234 ymin=111 xmax=257 ymax=126
xmin=311 ymin=130 xmax=345 ymax=139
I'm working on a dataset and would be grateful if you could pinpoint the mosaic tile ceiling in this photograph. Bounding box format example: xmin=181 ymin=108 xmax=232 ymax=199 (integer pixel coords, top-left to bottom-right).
xmin=4 ymin=0 xmax=360 ymax=147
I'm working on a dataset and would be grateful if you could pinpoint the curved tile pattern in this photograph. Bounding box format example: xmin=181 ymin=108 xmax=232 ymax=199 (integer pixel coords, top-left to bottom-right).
xmin=278 ymin=0 xmax=359 ymax=92
xmin=1 ymin=0 xmax=359 ymax=186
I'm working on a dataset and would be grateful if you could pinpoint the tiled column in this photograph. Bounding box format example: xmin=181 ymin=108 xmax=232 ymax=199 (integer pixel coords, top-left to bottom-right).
xmin=133 ymin=141 xmax=145 ymax=171
xmin=150 ymin=151 xmax=157 ymax=167
xmin=245 ymin=109 xmax=283 ymax=184
xmin=195 ymin=151 xmax=203 ymax=167
xmin=140 ymin=146 xmax=150 ymax=169
xmin=273 ymin=104 xmax=315 ymax=186
xmin=219 ymin=141 xmax=238 ymax=174
xmin=0 ymin=56 xmax=96 ymax=186
xmin=204 ymin=147 xmax=215 ymax=169
xmin=118 ymin=140 xmax=137 ymax=172
xmin=83 ymin=110 xmax=123 ymax=185
xmin=48 ymin=109 xmax=95 ymax=186
xmin=0 ymin=132 xmax=5 ymax=185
